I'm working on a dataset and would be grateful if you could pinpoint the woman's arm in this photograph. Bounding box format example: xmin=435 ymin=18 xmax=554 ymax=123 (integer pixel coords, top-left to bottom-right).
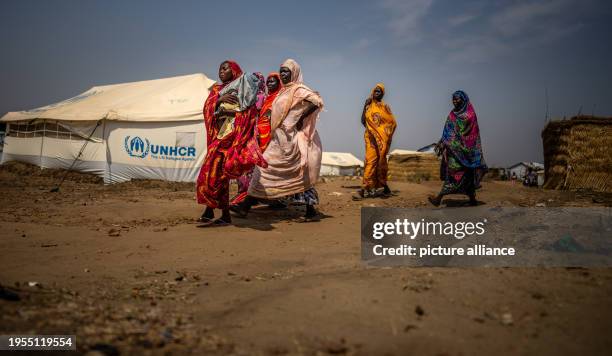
xmin=295 ymin=100 xmax=319 ymax=131
xmin=215 ymin=92 xmax=239 ymax=116
xmin=361 ymin=98 xmax=372 ymax=127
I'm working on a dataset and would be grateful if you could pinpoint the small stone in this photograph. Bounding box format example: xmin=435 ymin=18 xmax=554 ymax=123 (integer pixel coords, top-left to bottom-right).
xmin=404 ymin=324 xmax=418 ymax=332
xmin=107 ymin=228 xmax=120 ymax=237
xmin=415 ymin=305 xmax=425 ymax=316
xmin=501 ymin=312 xmax=513 ymax=325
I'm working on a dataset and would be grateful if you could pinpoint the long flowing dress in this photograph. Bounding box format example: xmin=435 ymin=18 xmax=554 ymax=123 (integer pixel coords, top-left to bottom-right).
xmin=362 ymin=83 xmax=397 ymax=190
xmin=438 ymin=91 xmax=487 ymax=196
xmin=230 ymin=72 xmax=282 ymax=205
xmin=248 ymin=59 xmax=323 ymax=205
xmin=196 ymin=61 xmax=266 ymax=209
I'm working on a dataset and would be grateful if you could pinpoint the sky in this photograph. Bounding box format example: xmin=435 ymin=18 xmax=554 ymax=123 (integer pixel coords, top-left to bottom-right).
xmin=1 ymin=0 xmax=611 ymax=166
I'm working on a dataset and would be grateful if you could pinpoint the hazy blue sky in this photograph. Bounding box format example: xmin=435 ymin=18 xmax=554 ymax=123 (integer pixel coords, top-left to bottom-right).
xmin=1 ymin=0 xmax=611 ymax=166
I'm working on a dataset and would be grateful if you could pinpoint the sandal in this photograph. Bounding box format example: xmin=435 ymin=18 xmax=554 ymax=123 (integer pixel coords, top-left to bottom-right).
xmin=229 ymin=205 xmax=248 ymax=218
xmin=296 ymin=215 xmax=321 ymax=223
xmin=428 ymin=195 xmax=441 ymax=207
xmin=198 ymin=218 xmax=231 ymax=227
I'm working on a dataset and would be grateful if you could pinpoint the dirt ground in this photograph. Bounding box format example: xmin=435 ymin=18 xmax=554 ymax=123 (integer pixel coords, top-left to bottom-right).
xmin=0 ymin=162 xmax=611 ymax=356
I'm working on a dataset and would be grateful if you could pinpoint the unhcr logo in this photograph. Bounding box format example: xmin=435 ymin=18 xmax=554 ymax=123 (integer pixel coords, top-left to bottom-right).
xmin=124 ymin=136 xmax=150 ymax=158
xmin=123 ymin=135 xmax=196 ymax=161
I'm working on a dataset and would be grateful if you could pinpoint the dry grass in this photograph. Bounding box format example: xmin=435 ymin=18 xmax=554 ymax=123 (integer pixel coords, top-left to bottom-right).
xmin=542 ymin=115 xmax=612 ymax=192
xmin=387 ymin=152 xmax=440 ymax=183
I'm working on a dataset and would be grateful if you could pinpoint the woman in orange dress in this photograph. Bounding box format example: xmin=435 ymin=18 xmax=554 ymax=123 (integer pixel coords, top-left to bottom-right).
xmin=355 ymin=83 xmax=397 ymax=200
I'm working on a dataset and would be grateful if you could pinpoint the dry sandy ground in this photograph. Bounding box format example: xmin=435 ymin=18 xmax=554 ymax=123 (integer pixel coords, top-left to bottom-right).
xmin=0 ymin=162 xmax=611 ymax=355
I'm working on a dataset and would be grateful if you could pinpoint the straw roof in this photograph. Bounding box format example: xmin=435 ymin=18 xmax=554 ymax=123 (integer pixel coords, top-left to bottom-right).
xmin=387 ymin=152 xmax=440 ymax=183
xmin=542 ymin=115 xmax=612 ymax=192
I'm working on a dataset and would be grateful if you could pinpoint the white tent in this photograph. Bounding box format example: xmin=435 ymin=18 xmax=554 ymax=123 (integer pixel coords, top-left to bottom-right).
xmin=0 ymin=73 xmax=215 ymax=183
xmin=389 ymin=149 xmax=421 ymax=156
xmin=320 ymin=152 xmax=363 ymax=176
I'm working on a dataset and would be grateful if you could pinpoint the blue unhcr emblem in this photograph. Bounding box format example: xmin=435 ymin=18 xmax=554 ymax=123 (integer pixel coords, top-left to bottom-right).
xmin=124 ymin=136 xmax=150 ymax=158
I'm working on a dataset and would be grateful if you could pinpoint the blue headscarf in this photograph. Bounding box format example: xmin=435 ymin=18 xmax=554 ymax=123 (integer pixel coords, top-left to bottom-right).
xmin=452 ymin=90 xmax=469 ymax=114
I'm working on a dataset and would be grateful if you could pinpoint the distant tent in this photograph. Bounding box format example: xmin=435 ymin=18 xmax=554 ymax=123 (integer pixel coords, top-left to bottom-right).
xmin=320 ymin=152 xmax=363 ymax=176
xmin=389 ymin=149 xmax=421 ymax=156
xmin=0 ymin=73 xmax=215 ymax=183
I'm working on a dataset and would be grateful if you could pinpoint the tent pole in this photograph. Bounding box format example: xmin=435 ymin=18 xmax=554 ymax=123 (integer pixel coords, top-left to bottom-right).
xmin=39 ymin=120 xmax=46 ymax=169
xmin=50 ymin=119 xmax=102 ymax=192
xmin=102 ymin=119 xmax=110 ymax=184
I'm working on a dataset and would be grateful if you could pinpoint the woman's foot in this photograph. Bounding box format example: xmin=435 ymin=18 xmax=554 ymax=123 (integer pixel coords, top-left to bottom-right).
xmin=302 ymin=205 xmax=321 ymax=222
xmin=210 ymin=218 xmax=231 ymax=226
xmin=382 ymin=184 xmax=392 ymax=197
xmin=220 ymin=209 xmax=232 ymax=223
xmin=468 ymin=194 xmax=478 ymax=206
xmin=352 ymin=189 xmax=366 ymax=201
xmin=230 ymin=196 xmax=257 ymax=218
xmin=197 ymin=207 xmax=214 ymax=223
xmin=428 ymin=195 xmax=442 ymax=207
xmin=229 ymin=204 xmax=248 ymax=218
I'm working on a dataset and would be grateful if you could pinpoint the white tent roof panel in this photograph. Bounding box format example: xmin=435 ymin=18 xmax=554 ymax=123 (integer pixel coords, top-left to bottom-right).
xmin=1 ymin=73 xmax=216 ymax=123
xmin=321 ymin=152 xmax=363 ymax=167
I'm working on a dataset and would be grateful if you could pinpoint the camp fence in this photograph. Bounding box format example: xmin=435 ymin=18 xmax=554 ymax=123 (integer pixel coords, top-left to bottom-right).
xmin=541 ymin=115 xmax=612 ymax=193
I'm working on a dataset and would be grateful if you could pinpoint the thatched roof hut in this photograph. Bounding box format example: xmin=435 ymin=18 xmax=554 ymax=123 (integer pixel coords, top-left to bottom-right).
xmin=387 ymin=150 xmax=440 ymax=183
xmin=541 ymin=115 xmax=612 ymax=192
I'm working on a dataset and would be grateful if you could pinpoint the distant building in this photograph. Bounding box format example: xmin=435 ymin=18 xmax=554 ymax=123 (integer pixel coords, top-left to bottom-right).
xmin=507 ymin=162 xmax=544 ymax=180
xmin=320 ymin=152 xmax=364 ymax=176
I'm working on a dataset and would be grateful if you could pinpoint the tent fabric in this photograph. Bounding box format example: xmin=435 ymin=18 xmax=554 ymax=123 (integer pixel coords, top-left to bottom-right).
xmin=1 ymin=119 xmax=207 ymax=184
xmin=0 ymin=73 xmax=213 ymax=184
xmin=0 ymin=73 xmax=216 ymax=123
xmin=321 ymin=152 xmax=363 ymax=167
xmin=389 ymin=149 xmax=424 ymax=156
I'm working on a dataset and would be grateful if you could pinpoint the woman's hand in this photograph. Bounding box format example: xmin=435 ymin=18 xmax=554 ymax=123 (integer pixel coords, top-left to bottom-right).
xmin=218 ymin=93 xmax=239 ymax=106
xmin=434 ymin=141 xmax=444 ymax=156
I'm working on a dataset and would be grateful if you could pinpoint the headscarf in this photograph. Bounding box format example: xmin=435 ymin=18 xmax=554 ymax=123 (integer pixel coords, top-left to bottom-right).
xmin=224 ymin=60 xmax=243 ymax=82
xmin=259 ymin=72 xmax=282 ymax=117
xmin=270 ymin=59 xmax=323 ymax=132
xmin=441 ymin=90 xmax=485 ymax=169
xmin=452 ymin=90 xmax=469 ymax=114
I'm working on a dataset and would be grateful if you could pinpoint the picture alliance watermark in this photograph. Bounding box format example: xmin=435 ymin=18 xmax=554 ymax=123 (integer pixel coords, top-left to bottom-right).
xmin=361 ymin=207 xmax=612 ymax=267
